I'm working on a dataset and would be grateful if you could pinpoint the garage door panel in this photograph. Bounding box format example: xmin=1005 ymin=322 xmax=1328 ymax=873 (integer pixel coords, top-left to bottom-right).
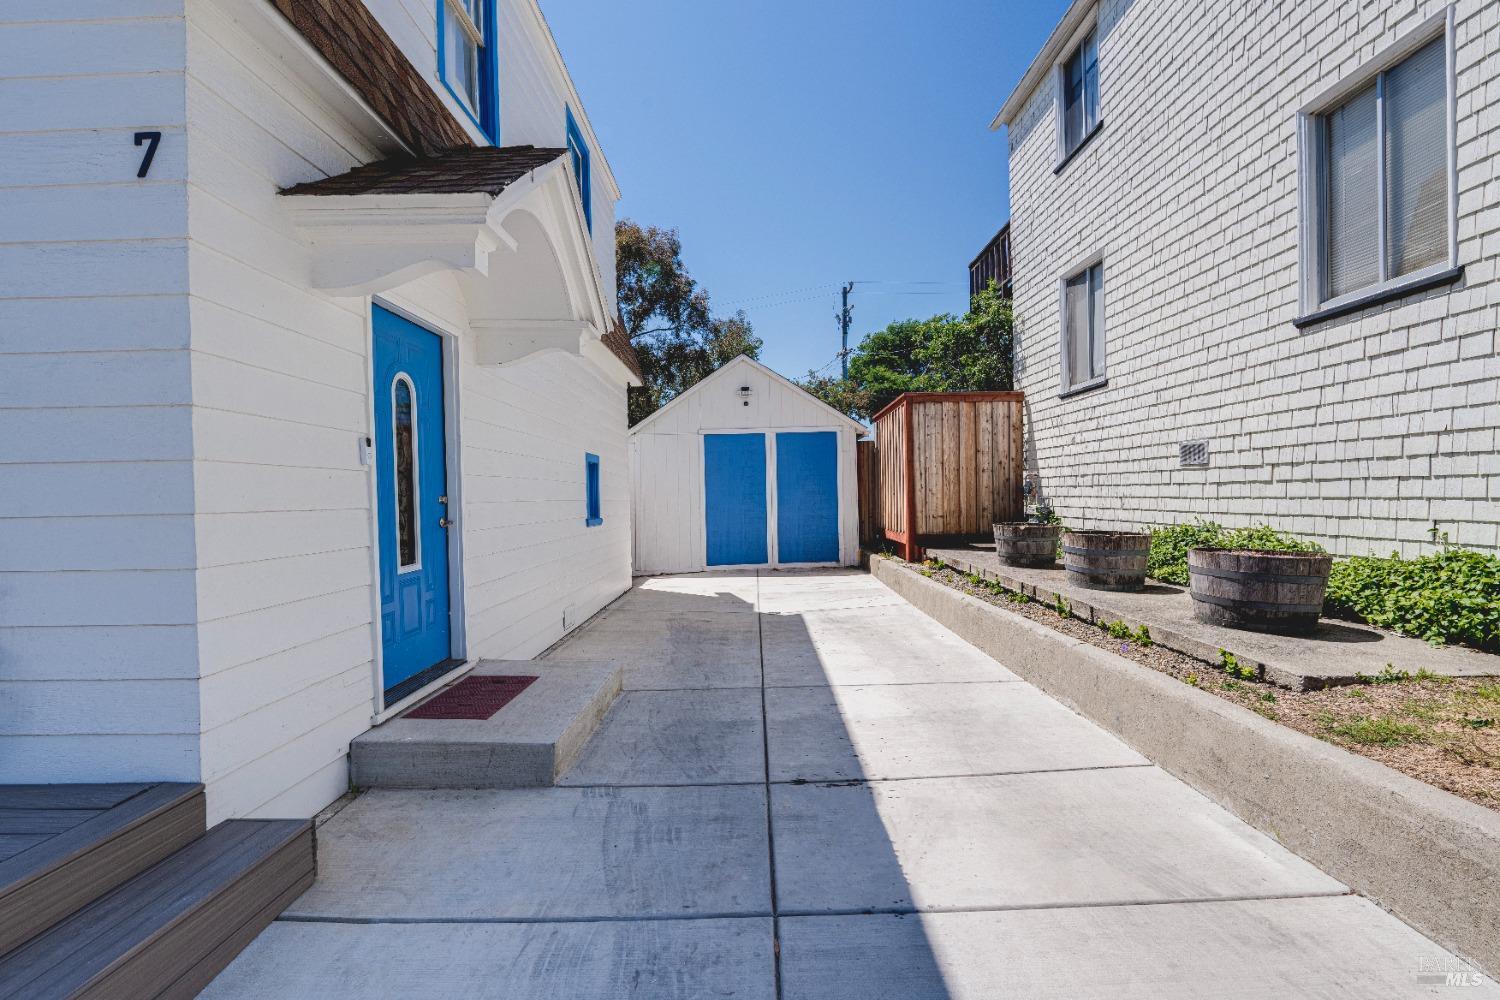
xmin=776 ymin=431 xmax=839 ymax=564
xmin=704 ymin=433 xmax=768 ymax=566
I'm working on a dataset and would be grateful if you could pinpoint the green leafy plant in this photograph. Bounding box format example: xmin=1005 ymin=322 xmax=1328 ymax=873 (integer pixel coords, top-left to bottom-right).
xmin=1476 ymin=684 xmax=1500 ymax=703
xmin=1259 ymin=691 xmax=1278 ymax=704
xmin=1147 ymin=520 xmax=1226 ymax=586
xmin=1101 ymin=620 xmax=1154 ymax=648
xmin=1325 ymin=537 xmax=1500 ymax=651
xmin=1461 ymin=717 xmax=1495 ymax=730
xmin=1029 ymin=502 xmax=1062 ymax=526
xmin=1146 ymin=520 xmax=1323 ymax=586
xmin=1353 ymin=664 xmax=1411 ymax=685
xmin=1006 ymin=590 xmax=1030 ymax=604
xmin=1218 ymin=649 xmax=1257 ymax=681
xmin=1185 ymin=672 xmax=1200 ymax=687
xmin=800 ymin=281 xmax=1015 ymax=420
xmin=1054 ymin=595 xmax=1072 ymax=619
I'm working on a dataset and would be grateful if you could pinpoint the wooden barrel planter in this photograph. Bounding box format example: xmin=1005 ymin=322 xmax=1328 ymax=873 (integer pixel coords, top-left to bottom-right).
xmin=1187 ymin=548 xmax=1333 ymax=634
xmin=992 ymin=522 xmax=1063 ymax=568
xmin=1062 ymin=530 xmax=1151 ymax=592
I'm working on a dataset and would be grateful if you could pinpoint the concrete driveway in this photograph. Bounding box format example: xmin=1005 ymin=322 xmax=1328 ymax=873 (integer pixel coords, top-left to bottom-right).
xmin=204 ymin=570 xmax=1495 ymax=998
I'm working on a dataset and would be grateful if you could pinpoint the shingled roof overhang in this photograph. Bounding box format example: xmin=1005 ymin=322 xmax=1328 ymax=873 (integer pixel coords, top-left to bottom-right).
xmin=282 ymin=145 xmax=568 ymax=197
xmin=281 ymin=147 xmax=640 ymax=384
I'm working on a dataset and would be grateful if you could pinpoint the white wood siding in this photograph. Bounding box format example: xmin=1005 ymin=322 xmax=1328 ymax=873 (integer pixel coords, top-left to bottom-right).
xmin=0 ymin=3 xmax=202 ymax=784
xmin=0 ymin=0 xmax=627 ymax=819
xmin=630 ymin=360 xmax=861 ymax=575
xmin=184 ymin=0 xmax=385 ymax=823
xmin=178 ymin=0 xmax=628 ymax=823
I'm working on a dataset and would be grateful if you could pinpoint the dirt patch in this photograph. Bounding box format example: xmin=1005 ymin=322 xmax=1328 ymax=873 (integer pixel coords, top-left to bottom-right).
xmin=912 ymin=559 xmax=1500 ymax=811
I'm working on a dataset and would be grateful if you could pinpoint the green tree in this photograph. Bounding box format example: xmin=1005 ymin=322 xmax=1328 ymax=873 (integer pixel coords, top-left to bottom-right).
xmin=802 ymin=282 xmax=1014 ymax=420
xmin=616 ymin=220 xmax=762 ymax=425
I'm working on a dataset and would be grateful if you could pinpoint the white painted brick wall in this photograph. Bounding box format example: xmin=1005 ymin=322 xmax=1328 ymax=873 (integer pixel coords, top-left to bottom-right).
xmin=1006 ymin=0 xmax=1499 ymax=557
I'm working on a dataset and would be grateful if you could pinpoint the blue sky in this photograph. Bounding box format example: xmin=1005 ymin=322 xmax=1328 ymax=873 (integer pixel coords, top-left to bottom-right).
xmin=542 ymin=0 xmax=1069 ymax=381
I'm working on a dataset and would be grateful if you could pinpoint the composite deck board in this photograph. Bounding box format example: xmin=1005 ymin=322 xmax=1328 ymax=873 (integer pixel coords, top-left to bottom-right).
xmin=0 ymin=783 xmax=204 ymax=957
xmin=0 ymin=819 xmax=313 ymax=1000
xmin=0 ymin=785 xmax=152 ymax=811
xmin=0 ymin=836 xmax=52 ymax=864
xmin=0 ymin=808 xmax=103 ymax=835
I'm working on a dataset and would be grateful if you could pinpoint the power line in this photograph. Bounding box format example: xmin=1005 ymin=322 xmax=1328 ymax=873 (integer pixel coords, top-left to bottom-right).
xmin=716 ymin=283 xmax=840 ymax=309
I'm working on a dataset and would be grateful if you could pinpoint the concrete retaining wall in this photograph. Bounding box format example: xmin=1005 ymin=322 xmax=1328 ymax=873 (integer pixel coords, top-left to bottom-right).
xmin=868 ymin=554 xmax=1500 ymax=975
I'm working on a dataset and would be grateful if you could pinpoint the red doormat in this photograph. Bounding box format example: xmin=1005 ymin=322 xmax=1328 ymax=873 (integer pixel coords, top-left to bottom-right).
xmin=404 ymin=675 xmax=539 ymax=720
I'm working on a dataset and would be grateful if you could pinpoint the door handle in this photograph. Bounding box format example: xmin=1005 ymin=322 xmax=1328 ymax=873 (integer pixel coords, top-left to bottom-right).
xmin=439 ymin=517 xmax=455 ymax=529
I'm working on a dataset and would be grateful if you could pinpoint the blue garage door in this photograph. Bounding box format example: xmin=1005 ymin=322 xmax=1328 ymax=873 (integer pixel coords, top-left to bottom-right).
xmin=704 ymin=433 xmax=768 ymax=566
xmin=776 ymin=431 xmax=840 ymax=564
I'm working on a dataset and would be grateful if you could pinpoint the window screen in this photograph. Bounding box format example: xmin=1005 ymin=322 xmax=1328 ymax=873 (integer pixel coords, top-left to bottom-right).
xmin=1316 ymin=35 xmax=1449 ymax=304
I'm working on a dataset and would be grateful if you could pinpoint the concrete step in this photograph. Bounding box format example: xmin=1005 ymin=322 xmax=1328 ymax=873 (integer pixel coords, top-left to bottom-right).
xmin=351 ymin=660 xmax=623 ymax=789
xmin=0 ymin=818 xmax=313 ymax=1000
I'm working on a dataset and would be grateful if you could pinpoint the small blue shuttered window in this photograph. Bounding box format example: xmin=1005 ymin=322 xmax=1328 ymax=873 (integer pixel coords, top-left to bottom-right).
xmin=585 ymin=453 xmax=602 ymax=526
xmin=438 ymin=0 xmax=499 ymax=142
xmin=565 ymin=106 xmax=592 ymax=232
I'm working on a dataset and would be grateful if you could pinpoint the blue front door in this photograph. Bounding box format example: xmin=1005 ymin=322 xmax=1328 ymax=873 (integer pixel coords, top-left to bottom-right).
xmin=776 ymin=432 xmax=840 ymax=563
xmin=704 ymin=433 xmax=768 ymax=566
xmin=373 ymin=306 xmax=453 ymax=702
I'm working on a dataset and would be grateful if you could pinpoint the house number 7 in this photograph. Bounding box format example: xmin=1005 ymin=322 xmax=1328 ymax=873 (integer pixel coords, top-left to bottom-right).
xmin=133 ymin=131 xmax=162 ymax=178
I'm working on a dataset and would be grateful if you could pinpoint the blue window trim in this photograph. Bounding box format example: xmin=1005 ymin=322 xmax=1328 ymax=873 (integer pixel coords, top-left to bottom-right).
xmin=565 ymin=106 xmax=592 ymax=232
xmin=584 ymin=452 xmax=602 ymax=526
xmin=436 ymin=0 xmax=499 ymax=143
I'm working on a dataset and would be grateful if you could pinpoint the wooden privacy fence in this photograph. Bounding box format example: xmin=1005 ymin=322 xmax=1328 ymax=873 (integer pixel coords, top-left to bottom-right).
xmin=858 ymin=391 xmax=1025 ymax=560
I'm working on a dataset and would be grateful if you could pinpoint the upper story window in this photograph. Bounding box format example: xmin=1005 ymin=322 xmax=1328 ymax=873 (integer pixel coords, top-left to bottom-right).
xmin=1056 ymin=26 xmax=1099 ymax=167
xmin=565 ymin=107 xmax=592 ymax=232
xmin=439 ymin=0 xmax=498 ymax=141
xmin=1298 ymin=17 xmax=1456 ymax=321
xmin=1060 ymin=258 xmax=1105 ymax=395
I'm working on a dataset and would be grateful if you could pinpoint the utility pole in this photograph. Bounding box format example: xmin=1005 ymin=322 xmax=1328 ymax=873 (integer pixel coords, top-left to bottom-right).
xmin=838 ymin=281 xmax=855 ymax=378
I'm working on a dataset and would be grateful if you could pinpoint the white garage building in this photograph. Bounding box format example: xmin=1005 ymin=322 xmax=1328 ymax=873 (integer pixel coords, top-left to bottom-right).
xmin=629 ymin=356 xmax=866 ymax=575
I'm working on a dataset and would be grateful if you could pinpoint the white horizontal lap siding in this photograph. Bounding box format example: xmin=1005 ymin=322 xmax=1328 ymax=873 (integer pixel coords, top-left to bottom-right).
xmin=1009 ymin=0 xmax=1499 ymax=557
xmin=0 ymin=6 xmax=202 ymax=783
xmin=454 ymin=345 xmax=631 ymax=658
xmin=183 ymin=0 xmax=384 ymax=823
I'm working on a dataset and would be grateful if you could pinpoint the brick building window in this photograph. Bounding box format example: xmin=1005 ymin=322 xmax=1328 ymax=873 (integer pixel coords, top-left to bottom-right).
xmin=1059 ymin=28 xmax=1099 ymax=159
xmin=1298 ymin=16 xmax=1457 ymax=321
xmin=1060 ymin=259 xmax=1105 ymax=395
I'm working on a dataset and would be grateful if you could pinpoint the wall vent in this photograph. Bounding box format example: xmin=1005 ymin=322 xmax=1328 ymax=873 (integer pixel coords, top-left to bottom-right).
xmin=1179 ymin=439 xmax=1210 ymax=468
